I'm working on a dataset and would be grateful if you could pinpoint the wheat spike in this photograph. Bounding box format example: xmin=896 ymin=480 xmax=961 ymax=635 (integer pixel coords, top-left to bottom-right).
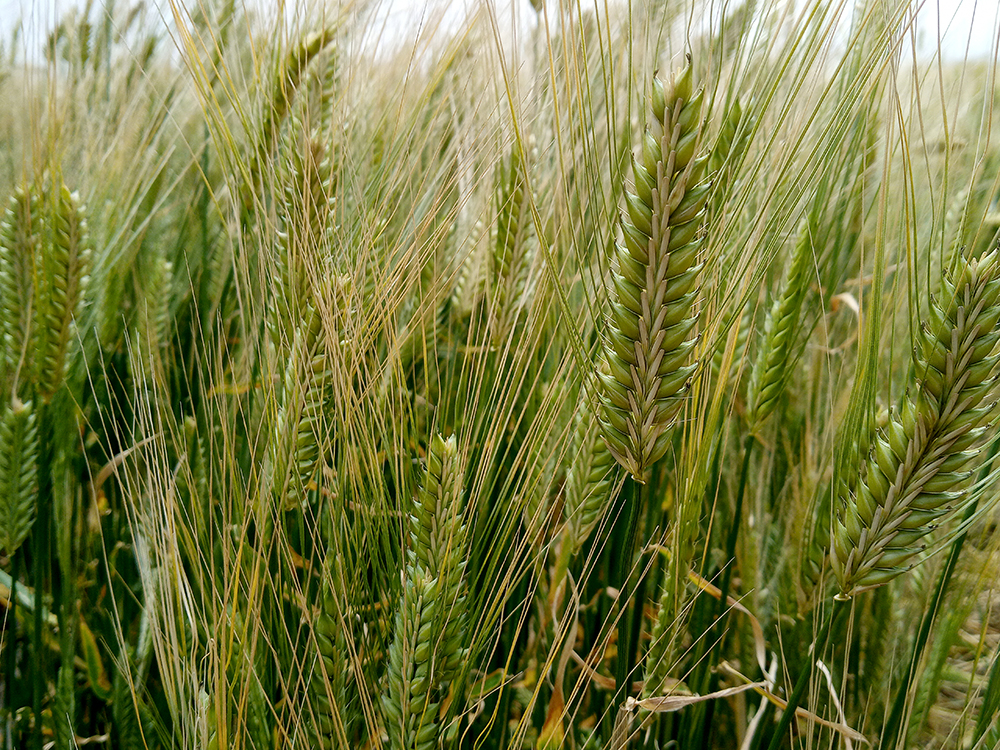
xmin=491 ymin=144 xmax=537 ymax=338
xmin=832 ymin=249 xmax=1000 ymax=597
xmin=0 ymin=186 xmax=40 ymax=384
xmin=709 ymin=97 xmax=751 ymax=175
xmin=133 ymin=252 xmax=174 ymax=384
xmin=409 ymin=434 xmax=468 ymax=685
xmin=35 ymin=185 xmax=91 ymax=402
xmin=564 ymin=382 xmax=619 ymax=551
xmin=598 ymin=61 xmax=710 ymax=479
xmin=746 ymin=216 xmax=816 ymax=431
xmin=309 ymin=570 xmax=351 ymax=747
xmin=710 ymin=301 xmax=752 ymax=390
xmin=382 ymin=568 xmax=441 ymax=750
xmin=270 ymin=301 xmax=331 ymax=510
xmin=0 ymin=397 xmax=39 ymax=557
xmin=270 ymin=125 xmax=335 ymax=347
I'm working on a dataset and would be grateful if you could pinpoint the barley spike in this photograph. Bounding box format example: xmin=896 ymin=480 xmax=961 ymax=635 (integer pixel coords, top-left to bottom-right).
xmin=746 ymin=215 xmax=816 ymax=431
xmin=597 ymin=60 xmax=710 ymax=479
xmin=35 ymin=185 xmax=90 ymax=401
xmin=832 ymin=249 xmax=1000 ymax=597
xmin=0 ymin=397 xmax=39 ymax=557
xmin=0 ymin=186 xmax=40 ymax=384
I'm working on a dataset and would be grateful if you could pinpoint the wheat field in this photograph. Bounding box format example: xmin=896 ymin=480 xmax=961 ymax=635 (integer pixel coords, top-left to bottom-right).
xmin=0 ymin=0 xmax=999 ymax=748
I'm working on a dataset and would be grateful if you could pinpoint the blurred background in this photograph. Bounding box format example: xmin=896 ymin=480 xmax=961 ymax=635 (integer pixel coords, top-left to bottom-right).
xmin=1 ymin=0 xmax=998 ymax=62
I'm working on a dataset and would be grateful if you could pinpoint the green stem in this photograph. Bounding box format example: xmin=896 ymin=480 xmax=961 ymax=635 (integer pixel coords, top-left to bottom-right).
xmin=32 ymin=402 xmax=52 ymax=750
xmin=692 ymin=433 xmax=754 ymax=750
xmin=4 ymin=554 xmax=18 ymax=750
xmin=763 ymin=599 xmax=848 ymax=750
xmin=614 ymin=475 xmax=643 ymax=713
xmin=719 ymin=434 xmax=755 ymax=613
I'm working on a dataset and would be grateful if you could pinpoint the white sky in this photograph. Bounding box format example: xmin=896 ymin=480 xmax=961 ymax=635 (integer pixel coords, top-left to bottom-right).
xmin=0 ymin=0 xmax=997 ymax=61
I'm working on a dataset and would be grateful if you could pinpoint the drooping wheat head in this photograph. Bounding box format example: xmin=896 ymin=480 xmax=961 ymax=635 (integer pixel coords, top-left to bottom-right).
xmin=832 ymin=249 xmax=1000 ymax=597
xmin=597 ymin=61 xmax=711 ymax=480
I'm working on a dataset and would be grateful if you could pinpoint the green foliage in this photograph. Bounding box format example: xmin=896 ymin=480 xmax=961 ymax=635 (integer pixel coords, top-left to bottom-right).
xmin=2 ymin=2 xmax=1000 ymax=749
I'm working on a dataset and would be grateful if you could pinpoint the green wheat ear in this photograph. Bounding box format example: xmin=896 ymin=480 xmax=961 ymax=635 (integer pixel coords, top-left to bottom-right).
xmin=0 ymin=397 xmax=39 ymax=557
xmin=382 ymin=568 xmax=441 ymax=750
xmin=35 ymin=185 xmax=91 ymax=402
xmin=564 ymin=379 xmax=619 ymax=552
xmin=269 ymin=300 xmax=332 ymax=511
xmin=746 ymin=215 xmax=816 ymax=432
xmin=598 ymin=60 xmax=711 ymax=479
xmin=0 ymin=186 xmax=40 ymax=384
xmin=832 ymin=249 xmax=1000 ymax=597
xmin=409 ymin=434 xmax=468 ymax=686
xmin=491 ymin=144 xmax=536 ymax=339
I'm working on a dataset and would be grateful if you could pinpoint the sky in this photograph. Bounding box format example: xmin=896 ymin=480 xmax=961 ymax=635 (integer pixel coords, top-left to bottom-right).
xmin=0 ymin=0 xmax=997 ymax=61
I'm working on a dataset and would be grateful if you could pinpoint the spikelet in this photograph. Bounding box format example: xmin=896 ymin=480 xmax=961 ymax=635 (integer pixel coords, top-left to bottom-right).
xmin=563 ymin=383 xmax=619 ymax=552
xmin=597 ymin=61 xmax=710 ymax=480
xmin=0 ymin=397 xmax=39 ymax=557
xmin=0 ymin=186 xmax=40 ymax=383
xmin=832 ymin=249 xmax=1000 ymax=597
xmin=746 ymin=216 xmax=815 ymax=431
xmin=382 ymin=568 xmax=441 ymax=750
xmin=35 ymin=185 xmax=91 ymax=402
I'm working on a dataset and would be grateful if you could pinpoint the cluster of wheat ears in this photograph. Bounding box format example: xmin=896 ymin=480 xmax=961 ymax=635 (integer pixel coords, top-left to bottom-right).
xmin=1 ymin=0 xmax=999 ymax=748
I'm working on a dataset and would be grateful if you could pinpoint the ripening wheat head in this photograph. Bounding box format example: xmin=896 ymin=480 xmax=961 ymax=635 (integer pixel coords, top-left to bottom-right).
xmin=597 ymin=61 xmax=710 ymax=480
xmin=832 ymin=249 xmax=1000 ymax=597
